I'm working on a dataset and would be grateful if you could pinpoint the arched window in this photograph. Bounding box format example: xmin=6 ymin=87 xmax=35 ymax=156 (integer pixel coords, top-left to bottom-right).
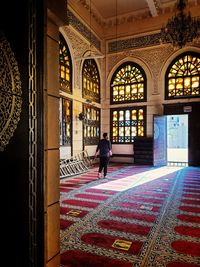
xmin=83 ymin=104 xmax=100 ymax=145
xmin=59 ymin=97 xmax=72 ymax=146
xmin=59 ymin=33 xmax=72 ymax=94
xmin=165 ymin=52 xmax=200 ymax=99
xmin=110 ymin=62 xmax=147 ymax=104
xmin=111 ymin=106 xmax=146 ymax=143
xmin=82 ymin=59 xmax=100 ymax=103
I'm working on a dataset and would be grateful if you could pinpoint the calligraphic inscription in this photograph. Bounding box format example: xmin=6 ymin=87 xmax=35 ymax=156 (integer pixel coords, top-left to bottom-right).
xmin=0 ymin=34 xmax=22 ymax=151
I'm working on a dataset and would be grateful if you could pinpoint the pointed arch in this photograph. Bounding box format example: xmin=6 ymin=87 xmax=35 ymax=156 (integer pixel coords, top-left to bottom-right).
xmin=59 ymin=33 xmax=73 ymax=94
xmin=82 ymin=59 xmax=100 ymax=103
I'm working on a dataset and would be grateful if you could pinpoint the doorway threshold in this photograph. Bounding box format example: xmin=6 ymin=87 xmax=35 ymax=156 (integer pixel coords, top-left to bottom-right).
xmin=167 ymin=161 xmax=188 ymax=167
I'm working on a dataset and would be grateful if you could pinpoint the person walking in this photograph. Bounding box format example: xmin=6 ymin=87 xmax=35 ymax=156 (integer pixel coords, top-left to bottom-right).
xmin=95 ymin=132 xmax=112 ymax=178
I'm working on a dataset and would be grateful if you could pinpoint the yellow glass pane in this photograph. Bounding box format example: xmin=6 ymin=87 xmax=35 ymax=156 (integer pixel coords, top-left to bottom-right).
xmin=125 ymin=127 xmax=130 ymax=136
xmin=132 ymin=110 xmax=137 ymax=120
xmin=179 ymin=58 xmax=184 ymax=65
xmin=125 ymin=85 xmax=130 ymax=93
xmin=87 ymin=80 xmax=90 ymax=90
xmin=176 ymin=84 xmax=183 ymax=89
xmin=113 ymin=86 xmax=118 ymax=95
xmin=113 ymin=111 xmax=118 ymax=121
xmin=168 ymin=78 xmax=175 ymax=89
xmin=119 ymin=111 xmax=124 ymax=121
xmin=138 ymin=126 xmax=144 ymax=136
xmin=176 ymin=78 xmax=183 ymax=89
xmin=179 ymin=64 xmax=186 ymax=74
xmin=169 ymin=84 xmax=175 ymax=90
xmin=62 ymin=46 xmax=66 ymax=53
xmin=88 ymin=126 xmax=90 ymax=137
xmin=131 ymin=127 xmax=136 ymax=136
xmin=66 ymin=126 xmax=70 ymax=136
xmin=138 ymin=109 xmax=143 ymax=120
xmin=113 ymin=127 xmax=118 ymax=136
xmin=192 ymin=76 xmax=199 ymax=88
xmin=184 ymin=78 xmax=190 ymax=88
xmin=65 ymin=73 xmax=69 ymax=81
xmin=125 ymin=110 xmax=130 ymax=120
xmin=131 ymin=84 xmax=137 ymax=93
xmin=119 ymin=127 xmax=124 ymax=136
xmin=119 ymin=86 xmax=124 ymax=95
xmin=138 ymin=84 xmax=144 ymax=93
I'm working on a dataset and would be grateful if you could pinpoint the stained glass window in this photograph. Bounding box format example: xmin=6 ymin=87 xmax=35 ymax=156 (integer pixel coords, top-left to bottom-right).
xmin=111 ymin=107 xmax=146 ymax=143
xmin=59 ymin=33 xmax=72 ymax=94
xmin=110 ymin=62 xmax=146 ymax=104
xmin=82 ymin=59 xmax=100 ymax=103
xmin=166 ymin=52 xmax=200 ymax=99
xmin=83 ymin=105 xmax=100 ymax=145
xmin=59 ymin=97 xmax=72 ymax=146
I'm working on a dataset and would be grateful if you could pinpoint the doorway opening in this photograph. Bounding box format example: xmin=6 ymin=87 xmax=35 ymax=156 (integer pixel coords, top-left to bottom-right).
xmin=167 ymin=114 xmax=188 ymax=166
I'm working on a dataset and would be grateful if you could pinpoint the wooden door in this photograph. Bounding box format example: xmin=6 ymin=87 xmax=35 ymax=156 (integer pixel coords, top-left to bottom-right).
xmin=153 ymin=115 xmax=167 ymax=166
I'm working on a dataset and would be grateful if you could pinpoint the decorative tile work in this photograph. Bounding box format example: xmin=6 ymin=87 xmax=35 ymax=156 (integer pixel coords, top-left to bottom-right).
xmin=67 ymin=9 xmax=101 ymax=50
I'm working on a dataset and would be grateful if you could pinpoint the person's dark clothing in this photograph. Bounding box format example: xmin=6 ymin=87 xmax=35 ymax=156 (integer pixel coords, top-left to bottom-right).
xmin=99 ymin=156 xmax=110 ymax=177
xmin=96 ymin=139 xmax=112 ymax=157
xmin=96 ymin=138 xmax=112 ymax=177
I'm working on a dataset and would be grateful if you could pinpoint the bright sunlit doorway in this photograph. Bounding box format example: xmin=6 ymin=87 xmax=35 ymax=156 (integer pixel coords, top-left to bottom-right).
xmin=167 ymin=114 xmax=188 ymax=166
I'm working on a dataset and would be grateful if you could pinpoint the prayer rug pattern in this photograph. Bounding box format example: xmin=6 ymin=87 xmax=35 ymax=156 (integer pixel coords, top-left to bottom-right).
xmin=60 ymin=164 xmax=200 ymax=267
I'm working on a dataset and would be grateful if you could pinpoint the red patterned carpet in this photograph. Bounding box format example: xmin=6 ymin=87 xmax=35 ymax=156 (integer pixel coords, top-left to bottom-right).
xmin=60 ymin=164 xmax=200 ymax=267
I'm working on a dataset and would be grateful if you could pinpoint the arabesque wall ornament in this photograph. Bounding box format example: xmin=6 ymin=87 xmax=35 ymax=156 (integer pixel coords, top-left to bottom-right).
xmin=0 ymin=33 xmax=22 ymax=151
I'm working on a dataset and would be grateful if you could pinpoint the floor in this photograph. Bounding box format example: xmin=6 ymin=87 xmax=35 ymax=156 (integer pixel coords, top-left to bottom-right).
xmin=60 ymin=163 xmax=200 ymax=267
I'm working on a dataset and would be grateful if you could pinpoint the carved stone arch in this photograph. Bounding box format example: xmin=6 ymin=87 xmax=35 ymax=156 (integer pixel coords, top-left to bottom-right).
xmin=95 ymin=58 xmax=104 ymax=103
xmin=61 ymin=26 xmax=88 ymax=90
xmin=59 ymin=27 xmax=75 ymax=65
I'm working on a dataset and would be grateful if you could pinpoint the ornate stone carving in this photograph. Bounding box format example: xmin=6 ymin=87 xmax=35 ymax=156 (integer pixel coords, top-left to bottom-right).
xmin=108 ymin=46 xmax=174 ymax=95
xmin=108 ymin=33 xmax=161 ymax=53
xmin=0 ymin=33 xmax=22 ymax=151
xmin=63 ymin=26 xmax=89 ymax=90
xmin=126 ymin=47 xmax=174 ymax=94
xmin=63 ymin=26 xmax=88 ymax=58
xmin=67 ymin=9 xmax=101 ymax=50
